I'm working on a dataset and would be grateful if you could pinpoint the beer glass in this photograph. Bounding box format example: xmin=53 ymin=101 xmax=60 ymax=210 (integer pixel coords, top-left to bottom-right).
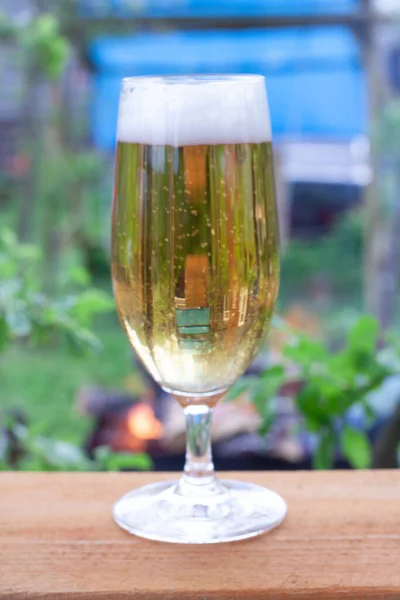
xmin=112 ymin=75 xmax=287 ymax=543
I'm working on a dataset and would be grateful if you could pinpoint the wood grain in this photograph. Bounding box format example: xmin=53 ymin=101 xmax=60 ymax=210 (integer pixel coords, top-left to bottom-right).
xmin=0 ymin=471 xmax=399 ymax=599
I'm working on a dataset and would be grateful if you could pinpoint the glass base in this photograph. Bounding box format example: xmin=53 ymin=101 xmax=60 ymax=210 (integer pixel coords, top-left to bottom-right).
xmin=113 ymin=478 xmax=287 ymax=544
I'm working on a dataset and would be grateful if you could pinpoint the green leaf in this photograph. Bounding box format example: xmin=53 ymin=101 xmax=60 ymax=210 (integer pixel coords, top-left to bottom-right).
xmin=341 ymin=426 xmax=372 ymax=469
xmin=96 ymin=448 xmax=152 ymax=472
xmin=296 ymin=382 xmax=330 ymax=426
xmin=71 ymin=289 xmax=113 ymax=325
xmin=66 ymin=265 xmax=91 ymax=287
xmin=348 ymin=316 xmax=379 ymax=354
xmin=17 ymin=244 xmax=40 ymax=263
xmin=313 ymin=429 xmax=335 ymax=470
xmin=304 ymin=416 xmax=321 ymax=433
xmin=28 ymin=436 xmax=91 ymax=471
xmin=258 ymin=396 xmax=276 ymax=436
xmin=252 ymin=386 xmax=268 ymax=416
xmin=0 ymin=229 xmax=17 ymax=250
xmin=225 ymin=377 xmax=257 ymax=402
xmin=260 ymin=365 xmax=285 ymax=396
xmin=63 ymin=327 xmax=102 ymax=356
xmin=0 ymin=316 xmax=8 ymax=353
xmin=362 ymin=401 xmax=376 ymax=426
xmin=283 ymin=337 xmax=327 ymax=367
xmin=18 ymin=457 xmax=49 ymax=471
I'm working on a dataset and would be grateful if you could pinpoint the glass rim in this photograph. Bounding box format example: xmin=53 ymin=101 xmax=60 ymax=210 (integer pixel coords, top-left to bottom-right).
xmin=121 ymin=74 xmax=265 ymax=86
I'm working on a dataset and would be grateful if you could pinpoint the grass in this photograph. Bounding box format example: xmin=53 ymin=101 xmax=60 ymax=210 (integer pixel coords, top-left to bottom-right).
xmin=0 ymin=314 xmax=139 ymax=445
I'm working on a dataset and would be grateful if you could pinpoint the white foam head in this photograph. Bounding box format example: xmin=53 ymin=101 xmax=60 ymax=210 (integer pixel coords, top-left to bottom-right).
xmin=117 ymin=75 xmax=271 ymax=147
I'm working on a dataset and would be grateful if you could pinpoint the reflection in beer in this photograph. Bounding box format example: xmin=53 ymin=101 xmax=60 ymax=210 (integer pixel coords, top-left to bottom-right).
xmin=175 ymin=255 xmax=211 ymax=355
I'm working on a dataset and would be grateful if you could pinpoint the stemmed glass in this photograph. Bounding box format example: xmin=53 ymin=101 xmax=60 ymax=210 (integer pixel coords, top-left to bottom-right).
xmin=111 ymin=74 xmax=287 ymax=543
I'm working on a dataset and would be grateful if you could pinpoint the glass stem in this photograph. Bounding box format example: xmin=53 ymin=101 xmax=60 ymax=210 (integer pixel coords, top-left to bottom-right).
xmin=183 ymin=404 xmax=214 ymax=484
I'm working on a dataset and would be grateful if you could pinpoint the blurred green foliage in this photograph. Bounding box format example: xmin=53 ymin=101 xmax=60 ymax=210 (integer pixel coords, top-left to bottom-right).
xmin=228 ymin=315 xmax=398 ymax=470
xmin=0 ymin=7 xmax=141 ymax=472
xmin=0 ymin=7 xmax=107 ymax=292
xmin=280 ymin=211 xmax=362 ymax=309
xmin=0 ymin=229 xmax=113 ymax=355
xmin=0 ymin=11 xmax=69 ymax=80
xmin=0 ymin=412 xmax=151 ymax=472
xmin=0 ymin=228 xmax=150 ymax=471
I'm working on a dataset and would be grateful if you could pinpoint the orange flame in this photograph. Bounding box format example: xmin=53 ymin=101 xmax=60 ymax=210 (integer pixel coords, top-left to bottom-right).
xmin=127 ymin=403 xmax=163 ymax=441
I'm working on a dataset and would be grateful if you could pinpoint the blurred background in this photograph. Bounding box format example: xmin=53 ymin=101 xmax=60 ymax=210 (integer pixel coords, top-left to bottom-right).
xmin=1 ymin=0 xmax=400 ymax=473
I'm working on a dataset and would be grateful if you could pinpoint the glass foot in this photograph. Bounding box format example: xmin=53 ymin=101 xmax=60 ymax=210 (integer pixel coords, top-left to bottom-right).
xmin=113 ymin=478 xmax=287 ymax=544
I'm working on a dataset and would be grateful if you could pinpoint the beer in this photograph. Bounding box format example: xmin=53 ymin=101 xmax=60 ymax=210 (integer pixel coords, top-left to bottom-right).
xmin=112 ymin=77 xmax=279 ymax=400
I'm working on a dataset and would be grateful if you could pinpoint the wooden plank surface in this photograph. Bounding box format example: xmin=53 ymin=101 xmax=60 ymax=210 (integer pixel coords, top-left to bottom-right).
xmin=0 ymin=471 xmax=399 ymax=599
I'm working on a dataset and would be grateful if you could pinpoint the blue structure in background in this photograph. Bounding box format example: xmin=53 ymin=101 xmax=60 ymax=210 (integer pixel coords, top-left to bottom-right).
xmin=89 ymin=27 xmax=367 ymax=152
xmin=80 ymin=0 xmax=360 ymax=18
xmin=84 ymin=0 xmax=367 ymax=151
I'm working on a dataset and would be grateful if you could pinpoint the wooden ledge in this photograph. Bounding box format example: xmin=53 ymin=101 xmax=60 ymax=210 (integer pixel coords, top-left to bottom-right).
xmin=1 ymin=471 xmax=399 ymax=599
